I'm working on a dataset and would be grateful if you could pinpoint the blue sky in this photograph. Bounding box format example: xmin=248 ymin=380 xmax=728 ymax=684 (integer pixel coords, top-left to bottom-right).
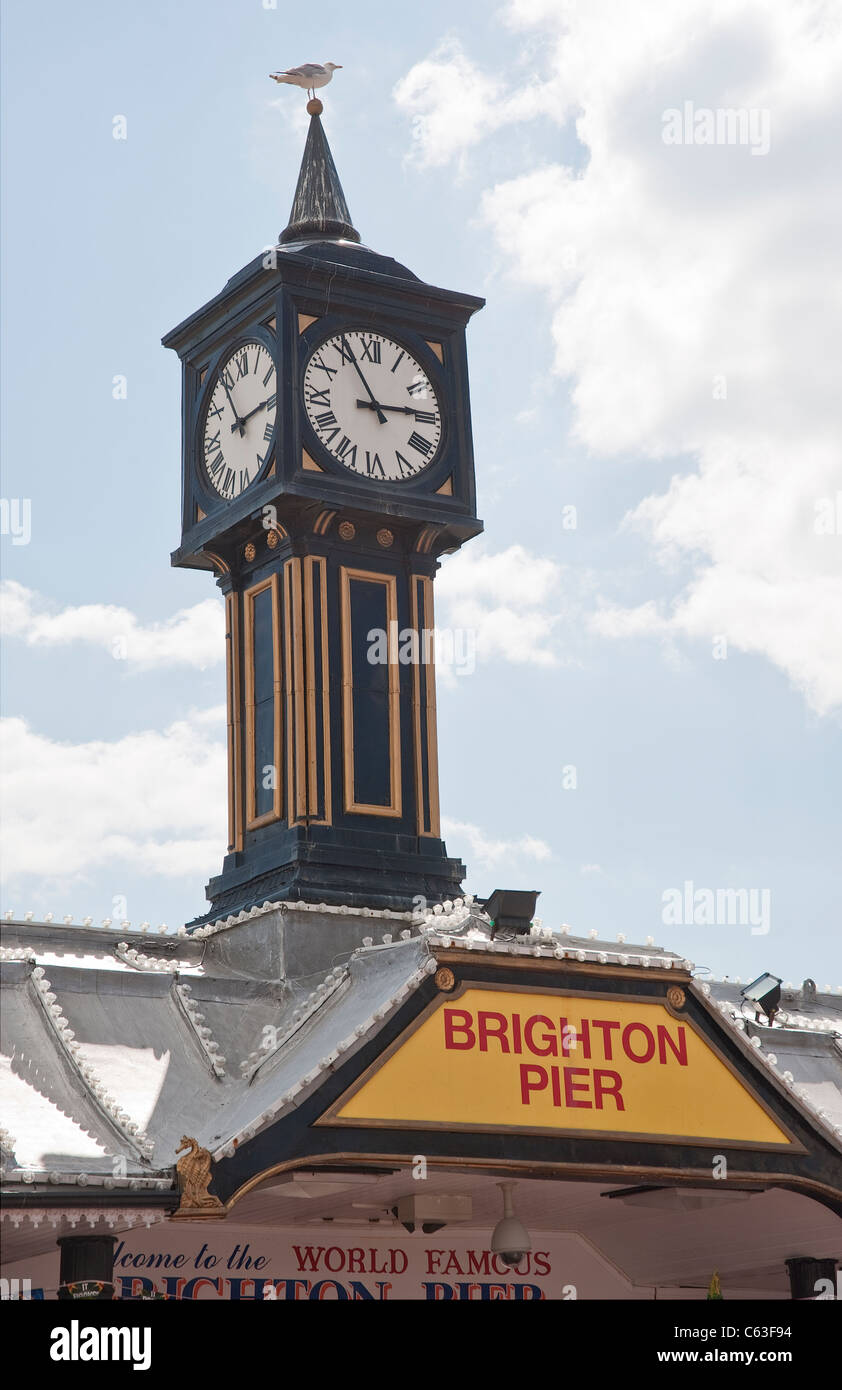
xmin=2 ymin=0 xmax=840 ymax=987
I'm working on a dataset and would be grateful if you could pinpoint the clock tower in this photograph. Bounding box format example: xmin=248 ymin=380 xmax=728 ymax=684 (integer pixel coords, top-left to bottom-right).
xmin=163 ymin=103 xmax=484 ymax=923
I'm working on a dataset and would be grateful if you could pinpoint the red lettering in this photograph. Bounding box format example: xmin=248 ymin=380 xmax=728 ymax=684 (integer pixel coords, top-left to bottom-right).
xmin=520 ymin=1063 xmax=548 ymax=1104
xmin=593 ymin=1068 xmax=625 ymax=1110
xmin=443 ymin=1009 xmax=475 ymax=1050
xmin=347 ymin=1248 xmax=364 ymax=1273
xmin=426 ymin=1251 xmax=445 ymax=1274
xmin=512 ymin=1013 xmax=523 ymax=1054
xmin=389 ymin=1250 xmax=408 ymax=1275
xmin=467 ymin=1251 xmax=492 ymax=1276
xmin=622 ymin=1022 xmax=655 ymax=1063
xmin=524 ymin=1014 xmax=557 ymax=1056
xmin=292 ymin=1246 xmax=323 ymax=1272
xmin=533 ymin=1252 xmax=551 ymax=1276
xmin=551 ymin=1065 xmax=562 ymax=1106
xmin=657 ymin=1023 xmax=688 ymax=1066
xmin=444 ymin=1251 xmax=464 ymax=1276
xmin=592 ymin=1019 xmax=620 ymax=1059
xmin=559 ymin=1018 xmax=591 ymax=1058
xmin=477 ymin=1011 xmax=510 ymax=1053
xmin=563 ymin=1066 xmax=592 ymax=1108
xmin=182 ymin=1277 xmax=223 ymax=1299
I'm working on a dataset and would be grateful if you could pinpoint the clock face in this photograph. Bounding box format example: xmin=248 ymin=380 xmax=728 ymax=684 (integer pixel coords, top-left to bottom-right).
xmin=303 ymin=331 xmax=443 ymax=481
xmin=202 ymin=341 xmax=277 ymax=499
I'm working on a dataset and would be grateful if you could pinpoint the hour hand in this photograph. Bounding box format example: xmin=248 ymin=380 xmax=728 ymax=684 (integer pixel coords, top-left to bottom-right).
xmin=356 ymin=400 xmax=430 ymax=418
xmin=356 ymin=399 xmax=413 ymax=414
xmin=233 ymin=397 xmax=273 ymax=430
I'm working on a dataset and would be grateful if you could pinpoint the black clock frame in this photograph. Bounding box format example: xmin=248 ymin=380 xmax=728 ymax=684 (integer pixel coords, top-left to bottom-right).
xmin=297 ymin=319 xmax=450 ymax=488
xmin=194 ymin=326 xmax=280 ymax=507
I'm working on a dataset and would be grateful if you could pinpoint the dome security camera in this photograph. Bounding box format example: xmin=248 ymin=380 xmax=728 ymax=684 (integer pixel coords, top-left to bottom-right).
xmin=490 ymin=1181 xmax=531 ymax=1268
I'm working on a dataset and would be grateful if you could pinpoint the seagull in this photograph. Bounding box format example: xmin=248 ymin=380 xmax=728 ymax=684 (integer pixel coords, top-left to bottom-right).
xmin=269 ymin=62 xmax=342 ymax=100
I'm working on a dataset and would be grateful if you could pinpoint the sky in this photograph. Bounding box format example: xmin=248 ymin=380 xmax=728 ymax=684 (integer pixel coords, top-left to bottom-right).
xmin=1 ymin=0 xmax=840 ymax=988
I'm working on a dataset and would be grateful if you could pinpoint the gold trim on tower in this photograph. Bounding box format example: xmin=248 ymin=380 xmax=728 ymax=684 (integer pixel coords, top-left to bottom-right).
xmin=340 ymin=566 xmax=402 ymax=818
xmin=283 ymin=558 xmax=307 ymax=824
xmin=303 ymin=555 xmax=332 ymax=825
xmin=411 ymin=575 xmax=441 ymax=837
xmin=225 ymin=592 xmax=243 ymax=853
xmin=243 ymin=573 xmax=282 ymax=830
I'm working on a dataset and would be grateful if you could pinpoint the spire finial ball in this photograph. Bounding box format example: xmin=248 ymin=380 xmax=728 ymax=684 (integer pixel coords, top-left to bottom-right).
xmin=307 ymin=98 xmax=323 ymax=116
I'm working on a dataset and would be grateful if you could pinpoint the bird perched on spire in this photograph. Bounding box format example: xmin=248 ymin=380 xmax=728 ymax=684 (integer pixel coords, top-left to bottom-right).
xmin=269 ymin=62 xmax=342 ymax=100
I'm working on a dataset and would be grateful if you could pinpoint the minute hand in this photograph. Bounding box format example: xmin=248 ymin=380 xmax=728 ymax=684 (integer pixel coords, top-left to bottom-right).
xmin=343 ymin=342 xmax=387 ymax=425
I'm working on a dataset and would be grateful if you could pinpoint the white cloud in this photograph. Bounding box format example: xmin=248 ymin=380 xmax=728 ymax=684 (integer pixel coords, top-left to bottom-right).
xmin=0 ymin=581 xmax=224 ymax=670
xmin=396 ymin=3 xmax=842 ymax=713
xmin=436 ymin=543 xmax=563 ymax=671
xmin=0 ymin=712 xmax=227 ymax=884
xmin=442 ymin=816 xmax=553 ymax=868
xmin=393 ymin=36 xmax=549 ymax=171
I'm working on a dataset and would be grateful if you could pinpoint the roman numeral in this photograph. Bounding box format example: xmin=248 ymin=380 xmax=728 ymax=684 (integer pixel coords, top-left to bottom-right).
xmin=240 ymin=468 xmax=251 ymax=489
xmin=335 ymin=436 xmax=358 ymax=467
xmin=315 ymin=410 xmax=337 ymax=429
xmin=413 ymin=410 xmax=437 ymax=424
xmin=262 ymin=366 xmax=274 ymax=386
xmin=221 ymin=467 xmax=235 ymax=495
xmin=266 ymin=393 xmax=276 ymax=411
xmin=204 ymin=430 xmax=221 ymax=456
xmin=207 ymin=400 xmax=225 ymax=420
xmin=311 ymin=356 xmax=337 ymax=379
xmin=408 ymin=431 xmax=433 ymax=456
xmin=263 ymin=421 xmax=274 ymax=441
xmin=360 ymin=336 xmax=381 ymax=363
xmin=308 ymin=387 xmax=330 ymax=407
xmin=395 ymin=451 xmax=415 ymax=477
xmin=365 ymin=451 xmax=385 ymax=478
xmin=207 ymin=452 xmax=225 ymax=480
xmin=222 ymin=369 xmax=235 ymax=390
xmin=335 ymin=336 xmax=356 ymax=365
xmin=391 ymin=350 xmax=406 ymax=373
xmin=235 ymin=352 xmax=249 ymax=379
xmin=407 ymin=378 xmax=428 ymax=398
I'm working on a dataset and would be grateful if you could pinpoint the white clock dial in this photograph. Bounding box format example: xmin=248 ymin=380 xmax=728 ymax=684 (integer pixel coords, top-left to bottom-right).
xmin=303 ymin=331 xmax=442 ymax=481
xmin=202 ymin=341 xmax=277 ymax=499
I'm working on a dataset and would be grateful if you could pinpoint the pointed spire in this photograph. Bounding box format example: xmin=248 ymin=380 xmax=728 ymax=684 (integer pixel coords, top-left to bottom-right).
xmin=280 ymin=106 xmax=360 ymax=245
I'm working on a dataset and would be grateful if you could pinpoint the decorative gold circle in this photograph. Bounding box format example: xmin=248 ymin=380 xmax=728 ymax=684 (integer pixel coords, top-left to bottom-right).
xmin=376 ymin=528 xmax=394 ymax=549
xmin=266 ymin=529 xmax=279 ymax=549
xmin=244 ymin=542 xmax=256 ymax=561
xmin=306 ymin=98 xmax=324 ymax=116
xmin=667 ymin=986 xmax=686 ymax=1010
xmin=435 ymin=966 xmax=456 ymax=993
xmin=338 ymin=520 xmax=356 ymax=541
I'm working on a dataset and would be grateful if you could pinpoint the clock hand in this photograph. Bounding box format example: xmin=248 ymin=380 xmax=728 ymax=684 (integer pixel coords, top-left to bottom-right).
xmin=356 ymin=400 xmax=431 ymax=417
xmin=232 ymin=397 xmax=273 ymax=431
xmin=342 ymin=337 xmax=388 ymax=424
xmin=221 ymin=377 xmax=245 ymax=435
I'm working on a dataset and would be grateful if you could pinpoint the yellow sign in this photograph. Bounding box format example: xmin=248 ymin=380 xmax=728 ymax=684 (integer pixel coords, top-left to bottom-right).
xmin=327 ymin=988 xmax=792 ymax=1147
